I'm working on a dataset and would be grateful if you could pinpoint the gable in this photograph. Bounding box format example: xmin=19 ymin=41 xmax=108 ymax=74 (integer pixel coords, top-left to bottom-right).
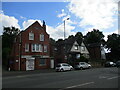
xmin=70 ymin=41 xmax=81 ymax=53
xmin=80 ymin=42 xmax=89 ymax=54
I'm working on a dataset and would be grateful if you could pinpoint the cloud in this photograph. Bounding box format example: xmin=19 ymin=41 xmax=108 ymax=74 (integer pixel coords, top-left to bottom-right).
xmin=57 ymin=9 xmax=67 ymax=18
xmin=22 ymin=19 xmax=42 ymax=29
xmin=0 ymin=13 xmax=20 ymax=35
xmin=20 ymin=16 xmax=26 ymax=20
xmin=67 ymin=0 xmax=118 ymax=31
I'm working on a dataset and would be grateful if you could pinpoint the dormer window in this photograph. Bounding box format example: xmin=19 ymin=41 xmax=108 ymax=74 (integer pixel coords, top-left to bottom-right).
xmin=40 ymin=34 xmax=44 ymax=41
xmin=29 ymin=32 xmax=34 ymax=40
xmin=81 ymin=46 xmax=85 ymax=51
xmin=75 ymin=45 xmax=78 ymax=50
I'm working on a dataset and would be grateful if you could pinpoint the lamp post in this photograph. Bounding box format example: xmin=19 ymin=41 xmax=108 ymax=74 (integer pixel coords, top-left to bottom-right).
xmin=64 ymin=18 xmax=69 ymax=40
xmin=64 ymin=18 xmax=69 ymax=61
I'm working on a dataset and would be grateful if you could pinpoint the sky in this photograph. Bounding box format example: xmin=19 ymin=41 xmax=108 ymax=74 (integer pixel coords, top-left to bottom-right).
xmin=0 ymin=0 xmax=120 ymax=41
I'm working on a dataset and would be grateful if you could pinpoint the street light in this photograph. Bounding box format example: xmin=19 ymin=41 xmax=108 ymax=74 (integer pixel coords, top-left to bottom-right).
xmin=64 ymin=18 xmax=69 ymax=40
xmin=63 ymin=18 xmax=69 ymax=61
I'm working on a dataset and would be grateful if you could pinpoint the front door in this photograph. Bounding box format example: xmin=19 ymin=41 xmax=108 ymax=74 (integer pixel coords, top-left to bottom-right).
xmin=26 ymin=58 xmax=35 ymax=71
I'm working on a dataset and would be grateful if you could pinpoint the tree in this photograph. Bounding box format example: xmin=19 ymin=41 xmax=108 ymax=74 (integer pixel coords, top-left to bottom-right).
xmin=106 ymin=33 xmax=120 ymax=61
xmin=84 ymin=29 xmax=105 ymax=44
xmin=2 ymin=26 xmax=19 ymax=68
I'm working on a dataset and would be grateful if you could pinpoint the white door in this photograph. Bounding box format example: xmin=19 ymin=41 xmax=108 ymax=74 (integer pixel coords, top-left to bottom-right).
xmin=50 ymin=59 xmax=54 ymax=69
xmin=26 ymin=58 xmax=35 ymax=71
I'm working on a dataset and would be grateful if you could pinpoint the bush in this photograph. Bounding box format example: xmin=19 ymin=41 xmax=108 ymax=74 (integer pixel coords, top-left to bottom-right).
xmin=76 ymin=55 xmax=89 ymax=63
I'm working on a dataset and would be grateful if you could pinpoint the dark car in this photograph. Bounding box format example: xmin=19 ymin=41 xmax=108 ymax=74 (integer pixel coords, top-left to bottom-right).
xmin=104 ymin=61 xmax=115 ymax=67
xmin=116 ymin=61 xmax=120 ymax=68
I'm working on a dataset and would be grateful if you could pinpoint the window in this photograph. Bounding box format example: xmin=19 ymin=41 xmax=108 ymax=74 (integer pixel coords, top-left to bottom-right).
xmin=39 ymin=44 xmax=43 ymax=52
xmin=25 ymin=44 xmax=29 ymax=52
xmin=36 ymin=44 xmax=39 ymax=52
xmin=39 ymin=59 xmax=46 ymax=66
xmin=29 ymin=32 xmax=34 ymax=40
xmin=31 ymin=44 xmax=42 ymax=52
xmin=32 ymin=44 xmax=36 ymax=52
xmin=44 ymin=45 xmax=47 ymax=52
xmin=74 ymin=45 xmax=78 ymax=50
xmin=81 ymin=46 xmax=85 ymax=51
xmin=40 ymin=34 xmax=44 ymax=41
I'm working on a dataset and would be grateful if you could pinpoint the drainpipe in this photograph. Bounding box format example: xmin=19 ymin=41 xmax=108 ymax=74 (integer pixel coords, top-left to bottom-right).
xmin=19 ymin=33 xmax=22 ymax=71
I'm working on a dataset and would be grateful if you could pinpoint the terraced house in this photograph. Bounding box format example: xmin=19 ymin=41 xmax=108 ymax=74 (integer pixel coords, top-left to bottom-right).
xmin=10 ymin=21 xmax=52 ymax=71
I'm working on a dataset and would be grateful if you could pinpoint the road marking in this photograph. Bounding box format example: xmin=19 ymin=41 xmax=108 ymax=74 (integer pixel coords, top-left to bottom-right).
xmin=107 ymin=76 xmax=120 ymax=80
xmin=99 ymin=76 xmax=107 ymax=79
xmin=59 ymin=82 xmax=94 ymax=90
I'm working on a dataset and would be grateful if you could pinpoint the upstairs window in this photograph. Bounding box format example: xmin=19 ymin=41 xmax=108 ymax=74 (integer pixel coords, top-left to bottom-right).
xmin=39 ymin=44 xmax=43 ymax=52
xmin=74 ymin=45 xmax=78 ymax=50
xmin=29 ymin=32 xmax=34 ymax=40
xmin=25 ymin=44 xmax=29 ymax=52
xmin=40 ymin=34 xmax=44 ymax=41
xmin=44 ymin=45 xmax=47 ymax=52
xmin=32 ymin=44 xmax=36 ymax=52
xmin=81 ymin=46 xmax=85 ymax=51
xmin=31 ymin=44 xmax=43 ymax=52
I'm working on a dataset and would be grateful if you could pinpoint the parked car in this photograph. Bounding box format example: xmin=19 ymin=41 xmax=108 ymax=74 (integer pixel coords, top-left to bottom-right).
xmin=104 ymin=61 xmax=115 ymax=67
xmin=74 ymin=62 xmax=91 ymax=70
xmin=116 ymin=60 xmax=120 ymax=68
xmin=55 ymin=63 xmax=73 ymax=72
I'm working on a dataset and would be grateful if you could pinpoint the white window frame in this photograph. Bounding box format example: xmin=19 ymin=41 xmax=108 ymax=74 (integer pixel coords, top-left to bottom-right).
xmin=36 ymin=44 xmax=40 ymax=52
xmin=25 ymin=44 xmax=29 ymax=52
xmin=32 ymin=44 xmax=36 ymax=52
xmin=31 ymin=44 xmax=43 ymax=52
xmin=29 ymin=32 xmax=34 ymax=40
xmin=39 ymin=44 xmax=43 ymax=52
xmin=44 ymin=45 xmax=47 ymax=52
xmin=40 ymin=34 xmax=44 ymax=41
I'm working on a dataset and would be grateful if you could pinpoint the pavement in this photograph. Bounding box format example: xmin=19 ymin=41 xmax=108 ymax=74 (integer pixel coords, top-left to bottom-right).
xmin=2 ymin=68 xmax=56 ymax=77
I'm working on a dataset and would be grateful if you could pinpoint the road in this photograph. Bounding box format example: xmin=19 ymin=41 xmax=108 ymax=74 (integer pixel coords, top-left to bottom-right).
xmin=2 ymin=67 xmax=120 ymax=89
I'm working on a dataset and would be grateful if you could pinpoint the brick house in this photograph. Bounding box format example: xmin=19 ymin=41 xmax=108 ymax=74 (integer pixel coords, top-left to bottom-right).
xmin=10 ymin=21 xmax=51 ymax=71
xmin=87 ymin=43 xmax=106 ymax=60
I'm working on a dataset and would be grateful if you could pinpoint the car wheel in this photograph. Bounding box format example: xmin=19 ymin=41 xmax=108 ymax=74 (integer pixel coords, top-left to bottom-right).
xmin=60 ymin=68 xmax=64 ymax=72
xmin=88 ymin=66 xmax=91 ymax=69
xmin=70 ymin=68 xmax=73 ymax=71
xmin=80 ymin=67 xmax=83 ymax=70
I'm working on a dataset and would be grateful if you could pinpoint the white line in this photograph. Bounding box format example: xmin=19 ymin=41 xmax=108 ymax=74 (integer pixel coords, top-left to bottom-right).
xmin=107 ymin=76 xmax=120 ymax=80
xmin=59 ymin=82 xmax=94 ymax=90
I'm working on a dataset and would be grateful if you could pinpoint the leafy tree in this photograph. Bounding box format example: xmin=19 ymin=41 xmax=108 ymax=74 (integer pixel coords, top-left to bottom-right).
xmin=106 ymin=33 xmax=120 ymax=61
xmin=84 ymin=29 xmax=105 ymax=44
xmin=2 ymin=26 xmax=19 ymax=68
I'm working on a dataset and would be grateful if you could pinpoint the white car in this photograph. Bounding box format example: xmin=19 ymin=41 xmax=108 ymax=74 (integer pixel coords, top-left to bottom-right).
xmin=74 ymin=62 xmax=91 ymax=70
xmin=55 ymin=63 xmax=73 ymax=72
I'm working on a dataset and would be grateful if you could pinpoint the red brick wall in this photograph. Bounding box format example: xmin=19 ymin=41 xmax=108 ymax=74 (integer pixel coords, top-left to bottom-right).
xmin=35 ymin=58 xmax=50 ymax=69
xmin=20 ymin=58 xmax=26 ymax=71
xmin=11 ymin=21 xmax=51 ymax=70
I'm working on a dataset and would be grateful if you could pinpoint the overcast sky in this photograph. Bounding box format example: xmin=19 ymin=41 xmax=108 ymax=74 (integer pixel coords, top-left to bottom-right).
xmin=0 ymin=0 xmax=120 ymax=40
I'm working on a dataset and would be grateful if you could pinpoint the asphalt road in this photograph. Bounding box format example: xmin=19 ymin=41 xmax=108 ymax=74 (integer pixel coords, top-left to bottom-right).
xmin=2 ymin=67 xmax=120 ymax=89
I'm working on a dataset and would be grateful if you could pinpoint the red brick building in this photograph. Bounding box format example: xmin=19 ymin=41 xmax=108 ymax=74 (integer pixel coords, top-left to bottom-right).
xmin=10 ymin=21 xmax=51 ymax=71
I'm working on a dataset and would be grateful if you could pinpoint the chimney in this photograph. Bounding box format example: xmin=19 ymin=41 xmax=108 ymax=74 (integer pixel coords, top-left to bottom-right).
xmin=43 ymin=20 xmax=46 ymax=31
